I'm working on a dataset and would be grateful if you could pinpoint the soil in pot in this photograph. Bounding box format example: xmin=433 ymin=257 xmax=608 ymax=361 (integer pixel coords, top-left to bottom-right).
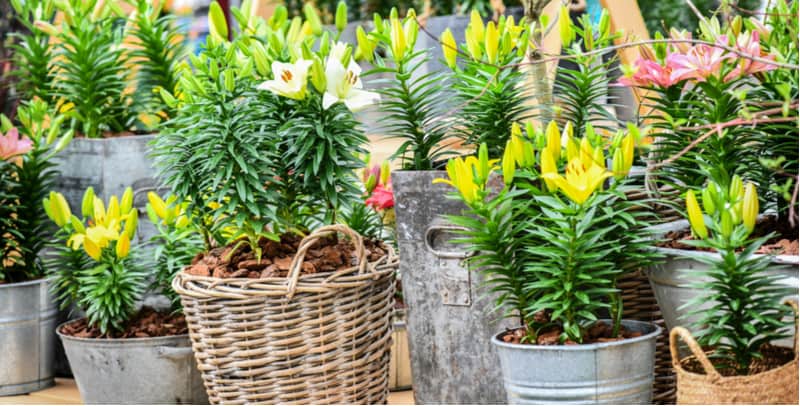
xmin=59 ymin=307 xmax=188 ymax=339
xmin=656 ymin=216 xmax=799 ymax=255
xmin=183 ymin=233 xmax=389 ymax=279
xmin=501 ymin=321 xmax=644 ymax=345
xmin=681 ymin=344 xmax=795 ymax=377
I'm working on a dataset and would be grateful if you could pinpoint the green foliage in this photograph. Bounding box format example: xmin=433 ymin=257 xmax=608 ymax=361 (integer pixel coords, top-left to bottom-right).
xmin=129 ymin=0 xmax=187 ymax=122
xmin=53 ymin=13 xmax=133 ymax=138
xmin=76 ymin=256 xmax=147 ymax=334
xmin=0 ymin=159 xmax=22 ymax=282
xmin=367 ymin=19 xmax=452 ymax=170
xmin=681 ymin=180 xmax=793 ymax=374
xmin=10 ymin=0 xmax=57 ymax=104
xmin=638 ymin=0 xmax=761 ymax=35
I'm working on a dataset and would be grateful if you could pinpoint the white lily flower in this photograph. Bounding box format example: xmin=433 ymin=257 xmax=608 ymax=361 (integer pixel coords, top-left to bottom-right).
xmin=323 ymin=58 xmax=380 ymax=112
xmin=327 ymin=42 xmax=349 ymax=65
xmin=257 ymin=59 xmax=313 ymax=100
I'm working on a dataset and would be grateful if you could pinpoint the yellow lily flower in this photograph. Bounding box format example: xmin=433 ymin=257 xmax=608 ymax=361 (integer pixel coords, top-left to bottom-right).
xmin=542 ymin=159 xmax=612 ymax=205
xmin=433 ymin=151 xmax=499 ymax=205
xmin=93 ymin=197 xmax=106 ymax=225
xmin=84 ymin=237 xmax=102 ymax=261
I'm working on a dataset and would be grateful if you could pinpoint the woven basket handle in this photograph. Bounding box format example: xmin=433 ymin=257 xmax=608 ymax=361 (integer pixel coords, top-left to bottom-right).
xmin=669 ymin=326 xmax=722 ymax=379
xmin=286 ymin=224 xmax=367 ymax=299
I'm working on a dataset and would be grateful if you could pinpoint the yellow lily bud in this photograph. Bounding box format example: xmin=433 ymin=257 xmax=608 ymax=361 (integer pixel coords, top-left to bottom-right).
xmin=477 ymin=143 xmax=490 ymax=184
xmin=502 ymin=141 xmax=516 ymax=185
xmin=485 ymin=21 xmax=499 ymax=63
xmin=380 ymin=161 xmax=391 ymax=185
xmin=579 ymin=137 xmax=594 ymax=169
xmin=521 ymin=141 xmax=536 ymax=168
xmin=302 ymin=3 xmax=323 ymax=36
xmin=176 ymin=215 xmax=191 ymax=229
xmin=470 ymin=10 xmax=484 ymax=41
xmin=685 ymin=190 xmax=708 ymax=239
xmin=365 ymin=174 xmax=377 ymax=193
xmin=287 ymin=16 xmax=303 ymax=44
xmin=729 ymin=174 xmax=744 ymax=201
xmin=70 ymin=215 xmax=85 ymax=234
xmin=559 ymin=5 xmax=574 ymax=45
xmin=441 ymin=28 xmax=458 ymax=69
xmin=84 ymin=238 xmax=102 ymax=261
xmin=116 ymin=233 xmax=130 ymax=259
xmin=107 ymin=196 xmax=120 ymax=222
xmin=742 ymin=182 xmax=758 ymax=232
xmin=544 ymin=121 xmax=560 ymax=161
xmin=465 ymin=27 xmax=482 ymax=59
xmin=124 ymin=210 xmax=138 ymax=239
xmin=390 ymin=17 xmax=407 ymax=58
xmin=120 ymin=188 xmax=133 ymax=214
xmin=42 ymin=197 xmax=55 ymax=226
xmin=566 ymin=136 xmax=579 ymax=163
xmin=404 ymin=16 xmax=419 ymax=49
xmin=621 ymin=133 xmax=634 ymax=174
xmin=147 ymin=192 xmax=167 ymax=220
xmin=208 ymin=1 xmax=228 ymax=41
xmin=53 ymin=192 xmax=72 ymax=228
xmin=611 ymin=148 xmax=624 ymax=180
xmin=720 ymin=209 xmax=733 ymax=238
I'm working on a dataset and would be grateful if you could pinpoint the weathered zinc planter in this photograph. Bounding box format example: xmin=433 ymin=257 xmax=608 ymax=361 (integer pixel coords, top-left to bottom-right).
xmin=0 ymin=279 xmax=57 ymax=396
xmin=392 ymin=170 xmax=510 ymax=404
xmin=53 ymin=135 xmax=159 ymax=244
xmin=57 ymin=325 xmax=208 ymax=404
xmin=492 ymin=320 xmax=662 ymax=404
xmin=645 ymin=219 xmax=799 ymax=348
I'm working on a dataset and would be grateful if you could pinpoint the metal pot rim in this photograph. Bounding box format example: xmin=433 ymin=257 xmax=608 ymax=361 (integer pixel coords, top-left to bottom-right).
xmin=56 ymin=319 xmax=190 ymax=345
xmin=490 ymin=319 xmax=662 ymax=351
xmin=68 ymin=133 xmax=156 ymax=142
xmin=0 ymin=277 xmax=48 ymax=290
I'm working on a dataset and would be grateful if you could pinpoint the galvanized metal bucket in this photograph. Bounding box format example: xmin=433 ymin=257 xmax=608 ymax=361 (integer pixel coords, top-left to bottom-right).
xmin=492 ymin=320 xmax=662 ymax=404
xmin=0 ymin=279 xmax=57 ymax=396
xmin=57 ymin=323 xmax=208 ymax=404
xmin=392 ymin=170 xmax=511 ymax=404
xmin=53 ymin=134 xmax=160 ymax=244
xmin=644 ymin=219 xmax=799 ymax=349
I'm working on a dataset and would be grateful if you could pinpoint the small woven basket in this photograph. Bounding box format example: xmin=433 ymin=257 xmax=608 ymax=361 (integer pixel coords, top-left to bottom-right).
xmin=670 ymin=302 xmax=799 ymax=405
xmin=173 ymin=225 xmax=398 ymax=405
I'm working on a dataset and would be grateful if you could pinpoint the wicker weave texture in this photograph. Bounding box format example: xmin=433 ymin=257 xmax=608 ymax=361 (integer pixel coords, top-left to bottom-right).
xmin=173 ymin=225 xmax=398 ymax=405
xmin=619 ymin=270 xmax=675 ymax=404
xmin=671 ymin=325 xmax=799 ymax=405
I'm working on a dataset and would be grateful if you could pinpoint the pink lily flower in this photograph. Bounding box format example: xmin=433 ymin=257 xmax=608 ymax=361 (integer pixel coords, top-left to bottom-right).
xmin=619 ymin=58 xmax=679 ymax=88
xmin=0 ymin=128 xmax=33 ymax=162
xmin=724 ymin=31 xmax=777 ymax=82
xmin=365 ymin=184 xmax=394 ymax=210
xmin=669 ymin=36 xmax=733 ymax=83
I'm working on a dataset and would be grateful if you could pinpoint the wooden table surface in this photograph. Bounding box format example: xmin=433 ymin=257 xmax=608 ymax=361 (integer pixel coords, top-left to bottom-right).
xmin=0 ymin=379 xmax=415 ymax=405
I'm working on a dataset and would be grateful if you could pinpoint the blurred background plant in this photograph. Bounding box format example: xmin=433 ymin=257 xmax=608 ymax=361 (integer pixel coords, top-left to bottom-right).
xmin=0 ymin=100 xmax=73 ymax=284
xmin=637 ymin=0 xmax=762 ymax=36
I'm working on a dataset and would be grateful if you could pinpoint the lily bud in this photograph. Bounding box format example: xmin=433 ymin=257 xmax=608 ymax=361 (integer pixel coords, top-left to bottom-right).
xmin=470 ymin=10 xmax=484 ymax=41
xmin=465 ymin=27 xmax=482 ymax=59
xmin=485 ymin=21 xmax=499 ymax=63
xmin=612 ymin=148 xmax=625 ymax=180
xmin=82 ymin=187 xmax=95 ymax=217
xmin=390 ymin=17 xmax=406 ymax=58
xmin=545 ymin=121 xmax=560 ymax=162
xmin=502 ymin=141 xmax=516 ymax=185
xmin=116 ymin=233 xmax=131 ymax=259
xmin=742 ymin=182 xmax=758 ymax=233
xmin=441 ymin=28 xmax=458 ymax=68
xmin=148 ymin=192 xmax=167 ymax=220
xmin=404 ymin=14 xmax=418 ymax=49
xmin=380 ymin=161 xmax=391 ymax=185
xmin=335 ymin=1 xmax=347 ymax=32
xmin=559 ymin=5 xmax=574 ymax=45
xmin=540 ymin=148 xmax=557 ymax=192
xmin=686 ymin=190 xmax=708 ymax=239
xmin=124 ymin=210 xmax=138 ymax=239
xmin=208 ymin=1 xmax=228 ymax=41
xmin=621 ymin=133 xmax=634 ymax=175
xmin=701 ymin=188 xmax=716 ymax=215
xmin=120 ymin=187 xmax=133 ymax=214
xmin=365 ymin=174 xmax=377 ymax=193
xmin=477 ymin=143 xmax=490 ymax=185
xmin=303 ymin=3 xmax=322 ymax=36
xmin=70 ymin=215 xmax=85 ymax=234
xmin=224 ymin=69 xmax=235 ymax=92
xmin=720 ymin=209 xmax=733 ymax=238
xmin=729 ymin=174 xmax=744 ymax=201
xmin=270 ymin=5 xmax=288 ymax=29
xmin=310 ymin=57 xmax=326 ymax=93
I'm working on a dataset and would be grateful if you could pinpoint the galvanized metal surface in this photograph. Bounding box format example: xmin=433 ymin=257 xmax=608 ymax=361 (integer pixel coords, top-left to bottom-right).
xmin=393 ymin=170 xmax=511 ymax=405
xmin=492 ymin=320 xmax=661 ymax=404
xmin=53 ymin=135 xmax=160 ymax=245
xmin=57 ymin=326 xmax=208 ymax=404
xmin=0 ymin=279 xmax=57 ymax=396
xmin=645 ymin=220 xmax=799 ymax=349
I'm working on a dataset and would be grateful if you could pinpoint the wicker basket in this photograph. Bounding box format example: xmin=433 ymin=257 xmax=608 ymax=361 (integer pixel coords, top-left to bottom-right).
xmin=669 ymin=303 xmax=799 ymax=405
xmin=618 ymin=270 xmax=675 ymax=404
xmin=173 ymin=225 xmax=398 ymax=405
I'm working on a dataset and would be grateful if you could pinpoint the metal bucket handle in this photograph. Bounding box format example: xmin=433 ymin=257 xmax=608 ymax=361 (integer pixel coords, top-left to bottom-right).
xmin=424 ymin=224 xmax=470 ymax=259
xmin=157 ymin=345 xmax=195 ymax=360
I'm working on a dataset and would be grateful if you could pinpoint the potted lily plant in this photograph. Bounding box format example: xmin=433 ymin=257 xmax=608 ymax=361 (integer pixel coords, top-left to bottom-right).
xmin=670 ymin=179 xmax=797 ymax=404
xmin=43 ymin=187 xmax=207 ymax=404
xmin=0 ymin=100 xmax=72 ymax=396
xmin=11 ymin=0 xmax=185 ymax=221
xmin=153 ymin=2 xmax=397 ymax=403
xmin=436 ymin=119 xmax=663 ymax=403
xmin=617 ymin=0 xmax=799 ymax=335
